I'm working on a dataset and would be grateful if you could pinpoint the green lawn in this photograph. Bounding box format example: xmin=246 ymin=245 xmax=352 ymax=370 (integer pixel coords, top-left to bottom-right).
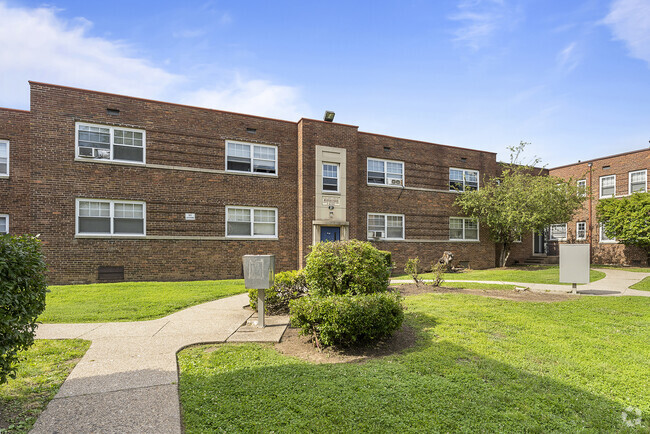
xmin=0 ymin=340 xmax=90 ymax=433
xmin=594 ymin=265 xmax=650 ymax=273
xmin=178 ymin=294 xmax=650 ymax=432
xmin=39 ymin=279 xmax=247 ymax=323
xmin=393 ymin=265 xmax=606 ymax=285
xmin=630 ymin=277 xmax=650 ymax=291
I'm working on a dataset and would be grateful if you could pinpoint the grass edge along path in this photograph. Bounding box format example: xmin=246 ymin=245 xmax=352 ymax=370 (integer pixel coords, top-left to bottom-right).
xmin=0 ymin=339 xmax=90 ymax=434
xmin=39 ymin=279 xmax=247 ymax=323
xmin=630 ymin=276 xmax=650 ymax=291
xmin=178 ymin=294 xmax=649 ymax=432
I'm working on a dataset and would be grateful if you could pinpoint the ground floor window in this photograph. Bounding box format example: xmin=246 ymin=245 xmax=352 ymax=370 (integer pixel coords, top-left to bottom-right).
xmin=449 ymin=217 xmax=479 ymax=241
xmin=367 ymin=213 xmax=404 ymax=240
xmin=599 ymin=222 xmax=617 ymax=243
xmin=76 ymin=199 xmax=145 ymax=236
xmin=576 ymin=222 xmax=586 ymax=240
xmin=226 ymin=206 xmax=277 ymax=238
xmin=0 ymin=214 xmax=8 ymax=234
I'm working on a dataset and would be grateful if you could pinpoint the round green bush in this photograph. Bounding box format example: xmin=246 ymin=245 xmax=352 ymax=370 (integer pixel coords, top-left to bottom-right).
xmin=303 ymin=240 xmax=391 ymax=297
xmin=248 ymin=270 xmax=307 ymax=314
xmin=289 ymin=291 xmax=404 ymax=347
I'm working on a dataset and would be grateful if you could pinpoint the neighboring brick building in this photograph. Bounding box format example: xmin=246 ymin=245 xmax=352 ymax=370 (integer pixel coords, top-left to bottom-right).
xmin=549 ymin=149 xmax=649 ymax=266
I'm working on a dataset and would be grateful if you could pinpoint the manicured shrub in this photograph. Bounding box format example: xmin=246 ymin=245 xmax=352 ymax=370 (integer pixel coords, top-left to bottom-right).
xmin=379 ymin=250 xmax=393 ymax=271
xmin=303 ymin=240 xmax=391 ymax=297
xmin=289 ymin=291 xmax=404 ymax=347
xmin=404 ymin=257 xmax=423 ymax=286
xmin=0 ymin=235 xmax=48 ymax=384
xmin=248 ymin=270 xmax=307 ymax=314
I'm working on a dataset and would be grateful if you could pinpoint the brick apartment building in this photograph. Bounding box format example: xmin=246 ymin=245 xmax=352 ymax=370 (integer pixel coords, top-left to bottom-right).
xmin=0 ymin=82 xmax=646 ymax=284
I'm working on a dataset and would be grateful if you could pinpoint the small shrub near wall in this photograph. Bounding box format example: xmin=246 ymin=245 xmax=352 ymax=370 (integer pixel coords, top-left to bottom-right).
xmin=248 ymin=270 xmax=307 ymax=314
xmin=289 ymin=292 xmax=404 ymax=347
xmin=0 ymin=235 xmax=48 ymax=384
xmin=303 ymin=240 xmax=391 ymax=297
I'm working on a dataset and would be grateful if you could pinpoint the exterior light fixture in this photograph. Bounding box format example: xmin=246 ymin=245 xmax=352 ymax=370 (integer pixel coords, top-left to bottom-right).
xmin=323 ymin=111 xmax=335 ymax=122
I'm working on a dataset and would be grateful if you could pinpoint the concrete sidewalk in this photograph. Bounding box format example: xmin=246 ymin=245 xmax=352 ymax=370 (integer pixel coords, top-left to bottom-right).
xmin=391 ymin=268 xmax=650 ymax=297
xmin=31 ymin=293 xmax=289 ymax=434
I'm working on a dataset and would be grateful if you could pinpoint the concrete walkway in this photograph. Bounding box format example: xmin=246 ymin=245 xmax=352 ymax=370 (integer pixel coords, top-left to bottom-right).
xmin=31 ymin=293 xmax=289 ymax=434
xmin=392 ymin=268 xmax=650 ymax=297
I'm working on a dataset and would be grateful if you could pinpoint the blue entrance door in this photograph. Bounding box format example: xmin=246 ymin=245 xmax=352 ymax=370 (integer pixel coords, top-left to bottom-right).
xmin=320 ymin=226 xmax=340 ymax=242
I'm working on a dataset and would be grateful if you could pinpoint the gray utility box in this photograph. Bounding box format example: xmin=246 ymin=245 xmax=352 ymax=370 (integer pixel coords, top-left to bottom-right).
xmin=559 ymin=244 xmax=590 ymax=292
xmin=243 ymin=255 xmax=275 ymax=328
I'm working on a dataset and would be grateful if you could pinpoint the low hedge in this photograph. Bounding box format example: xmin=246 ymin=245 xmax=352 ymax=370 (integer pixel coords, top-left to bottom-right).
xmin=289 ymin=291 xmax=404 ymax=347
xmin=248 ymin=270 xmax=307 ymax=314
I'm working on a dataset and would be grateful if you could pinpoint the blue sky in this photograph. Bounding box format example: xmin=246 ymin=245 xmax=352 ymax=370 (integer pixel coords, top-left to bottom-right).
xmin=1 ymin=0 xmax=649 ymax=166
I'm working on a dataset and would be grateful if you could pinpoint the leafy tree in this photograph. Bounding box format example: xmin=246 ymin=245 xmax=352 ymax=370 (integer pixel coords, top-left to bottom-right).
xmin=455 ymin=142 xmax=585 ymax=267
xmin=597 ymin=192 xmax=650 ymax=263
xmin=0 ymin=235 xmax=48 ymax=384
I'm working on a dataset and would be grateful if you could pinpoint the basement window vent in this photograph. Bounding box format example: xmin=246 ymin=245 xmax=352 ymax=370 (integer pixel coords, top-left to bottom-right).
xmin=460 ymin=157 xmax=467 ymax=161
xmin=106 ymin=108 xmax=120 ymax=116
xmin=383 ymin=146 xmax=391 ymax=151
xmin=246 ymin=128 xmax=257 ymax=134
xmin=98 ymin=266 xmax=125 ymax=281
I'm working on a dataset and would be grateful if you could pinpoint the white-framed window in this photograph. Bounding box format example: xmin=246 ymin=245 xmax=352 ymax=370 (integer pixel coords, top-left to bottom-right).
xmin=76 ymin=123 xmax=145 ymax=164
xmin=449 ymin=217 xmax=479 ymax=241
xmin=0 ymin=140 xmax=9 ymax=177
xmin=226 ymin=206 xmax=277 ymax=238
xmin=322 ymin=163 xmax=339 ymax=192
xmin=367 ymin=213 xmax=404 ymax=240
xmin=76 ymin=199 xmax=146 ymax=236
xmin=0 ymin=214 xmax=8 ymax=234
xmin=367 ymin=158 xmax=404 ymax=186
xmin=599 ymin=222 xmax=617 ymax=244
xmin=549 ymin=223 xmax=567 ymax=241
xmin=449 ymin=168 xmax=479 ymax=192
xmin=226 ymin=141 xmax=277 ymax=175
xmin=576 ymin=222 xmax=586 ymax=240
xmin=577 ymin=179 xmax=587 ymax=197
xmin=599 ymin=175 xmax=616 ymax=198
xmin=629 ymin=170 xmax=647 ymax=194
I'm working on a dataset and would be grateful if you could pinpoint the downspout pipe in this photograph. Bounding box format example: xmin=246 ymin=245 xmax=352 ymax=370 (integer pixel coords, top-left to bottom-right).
xmin=587 ymin=162 xmax=593 ymax=262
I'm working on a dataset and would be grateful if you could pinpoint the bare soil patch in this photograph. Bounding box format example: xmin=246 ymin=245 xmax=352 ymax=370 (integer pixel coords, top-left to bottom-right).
xmin=275 ymin=325 xmax=418 ymax=364
xmin=396 ymin=283 xmax=578 ymax=302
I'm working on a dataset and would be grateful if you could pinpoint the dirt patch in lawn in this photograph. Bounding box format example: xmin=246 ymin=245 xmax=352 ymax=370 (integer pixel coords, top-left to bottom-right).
xmin=275 ymin=325 xmax=418 ymax=365
xmin=396 ymin=283 xmax=578 ymax=302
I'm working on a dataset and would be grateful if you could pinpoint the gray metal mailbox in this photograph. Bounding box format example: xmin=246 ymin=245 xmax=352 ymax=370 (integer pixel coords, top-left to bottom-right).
xmin=243 ymin=255 xmax=275 ymax=327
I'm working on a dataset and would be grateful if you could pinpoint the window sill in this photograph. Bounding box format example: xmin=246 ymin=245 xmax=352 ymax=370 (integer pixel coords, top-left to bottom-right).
xmin=366 ymin=183 xmax=403 ymax=189
xmin=599 ymin=241 xmax=618 ymax=244
xmin=225 ymin=169 xmax=278 ymax=178
xmin=0 ymin=175 xmax=8 ymax=179
xmin=225 ymin=237 xmax=279 ymax=240
xmin=75 ymin=158 xmax=145 ymax=166
xmin=75 ymin=234 xmax=146 ymax=239
xmin=449 ymin=239 xmax=481 ymax=242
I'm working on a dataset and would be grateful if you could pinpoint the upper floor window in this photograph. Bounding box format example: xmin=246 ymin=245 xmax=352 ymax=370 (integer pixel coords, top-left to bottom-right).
xmin=226 ymin=141 xmax=276 ymax=175
xmin=76 ymin=123 xmax=145 ymax=164
xmin=76 ymin=199 xmax=146 ymax=236
xmin=322 ymin=163 xmax=339 ymax=192
xmin=367 ymin=213 xmax=404 ymax=240
xmin=449 ymin=217 xmax=479 ymax=241
xmin=0 ymin=214 xmax=8 ymax=234
xmin=549 ymin=223 xmax=567 ymax=241
xmin=576 ymin=221 xmax=586 ymax=240
xmin=367 ymin=158 xmax=404 ymax=186
xmin=226 ymin=206 xmax=277 ymax=238
xmin=577 ymin=179 xmax=586 ymax=197
xmin=449 ymin=168 xmax=479 ymax=192
xmin=0 ymin=140 xmax=8 ymax=177
xmin=599 ymin=175 xmax=615 ymax=198
xmin=629 ymin=170 xmax=647 ymax=193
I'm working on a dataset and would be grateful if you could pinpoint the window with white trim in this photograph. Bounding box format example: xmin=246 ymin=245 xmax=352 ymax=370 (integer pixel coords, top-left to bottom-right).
xmin=577 ymin=179 xmax=586 ymax=197
xmin=449 ymin=217 xmax=479 ymax=241
xmin=0 ymin=214 xmax=8 ymax=234
xmin=367 ymin=158 xmax=404 ymax=186
xmin=76 ymin=123 xmax=145 ymax=163
xmin=0 ymin=140 xmax=8 ymax=177
xmin=226 ymin=141 xmax=276 ymax=175
xmin=599 ymin=222 xmax=617 ymax=243
xmin=76 ymin=199 xmax=145 ymax=236
xmin=322 ymin=163 xmax=339 ymax=192
xmin=599 ymin=175 xmax=616 ymax=198
xmin=226 ymin=206 xmax=277 ymax=238
xmin=367 ymin=213 xmax=404 ymax=240
xmin=549 ymin=223 xmax=567 ymax=241
xmin=449 ymin=168 xmax=479 ymax=192
xmin=629 ymin=170 xmax=647 ymax=193
xmin=576 ymin=222 xmax=586 ymax=240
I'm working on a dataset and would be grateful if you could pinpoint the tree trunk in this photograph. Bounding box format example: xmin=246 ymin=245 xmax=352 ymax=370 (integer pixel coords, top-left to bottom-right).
xmin=499 ymin=243 xmax=511 ymax=267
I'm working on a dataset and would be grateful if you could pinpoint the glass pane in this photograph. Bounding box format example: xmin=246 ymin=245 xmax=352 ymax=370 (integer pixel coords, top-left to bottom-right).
xmin=368 ymin=215 xmax=385 ymax=232
xmin=227 ymin=157 xmax=251 ymax=172
xmin=228 ymin=208 xmax=251 ymax=222
xmin=450 ymin=169 xmax=464 ymax=181
xmin=450 ymin=218 xmax=463 ymax=239
xmin=114 ymin=218 xmax=144 ymax=234
xmin=0 ymin=142 xmax=6 ymax=157
xmin=253 ymin=159 xmax=276 ymax=174
xmin=631 ymin=182 xmax=646 ymax=193
xmin=254 ymin=209 xmax=275 ymax=223
xmin=323 ymin=178 xmax=338 ymax=191
xmin=449 ymin=180 xmax=464 ymax=191
xmin=367 ymin=171 xmax=385 ymax=184
xmin=115 ymin=203 xmax=143 ymax=219
xmin=227 ymin=143 xmax=250 ymax=158
xmin=0 ymin=217 xmax=6 ymax=234
xmin=253 ymin=145 xmax=275 ymax=160
xmin=368 ymin=159 xmax=384 ymax=173
xmin=323 ymin=164 xmax=338 ymax=178
xmin=464 ymin=228 xmax=478 ymax=240
xmin=114 ymin=145 xmax=144 ymax=162
xmin=0 ymin=162 xmax=6 ymax=175
xmin=253 ymin=222 xmax=275 ymax=235
xmin=227 ymin=221 xmax=251 ymax=236
xmin=78 ymin=126 xmax=110 ymax=149
xmin=386 ymin=162 xmax=403 ymax=175
xmin=78 ymin=217 xmax=110 ymax=234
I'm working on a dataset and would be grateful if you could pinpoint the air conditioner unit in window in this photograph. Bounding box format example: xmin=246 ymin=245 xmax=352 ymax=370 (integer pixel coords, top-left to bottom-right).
xmin=78 ymin=148 xmax=110 ymax=159
xmin=389 ymin=178 xmax=403 ymax=186
xmin=78 ymin=147 xmax=94 ymax=157
xmin=95 ymin=149 xmax=110 ymax=159
xmin=368 ymin=230 xmax=384 ymax=239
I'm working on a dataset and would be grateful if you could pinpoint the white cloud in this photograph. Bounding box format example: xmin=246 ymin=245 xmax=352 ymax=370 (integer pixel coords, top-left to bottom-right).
xmin=557 ymin=41 xmax=580 ymax=72
xmin=0 ymin=2 xmax=306 ymax=120
xmin=449 ymin=0 xmax=520 ymax=50
xmin=603 ymin=0 xmax=650 ymax=66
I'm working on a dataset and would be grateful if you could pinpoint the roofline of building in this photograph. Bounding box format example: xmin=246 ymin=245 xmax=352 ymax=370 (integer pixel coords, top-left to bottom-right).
xmin=550 ymin=147 xmax=650 ymax=170
xmin=0 ymin=107 xmax=30 ymax=114
xmin=358 ymin=131 xmax=497 ymax=155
